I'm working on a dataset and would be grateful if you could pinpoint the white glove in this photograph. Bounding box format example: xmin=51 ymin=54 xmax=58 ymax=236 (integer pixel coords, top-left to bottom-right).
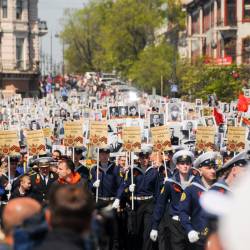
xmin=188 ymin=230 xmax=199 ymax=243
xmin=93 ymin=180 xmax=100 ymax=188
xmin=129 ymin=184 xmax=136 ymax=192
xmin=112 ymin=199 xmax=120 ymax=209
xmin=150 ymin=230 xmax=158 ymax=242
xmin=5 ymin=183 xmax=12 ymax=191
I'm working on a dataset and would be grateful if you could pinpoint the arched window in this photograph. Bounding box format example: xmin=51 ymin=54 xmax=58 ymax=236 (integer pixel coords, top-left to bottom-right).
xmin=16 ymin=0 xmax=22 ymax=20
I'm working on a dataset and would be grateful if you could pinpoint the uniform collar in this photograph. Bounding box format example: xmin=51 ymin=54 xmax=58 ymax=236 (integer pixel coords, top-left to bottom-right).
xmin=212 ymin=179 xmax=231 ymax=192
xmin=168 ymin=171 xmax=194 ymax=189
xmin=99 ymin=161 xmax=115 ymax=172
xmin=191 ymin=176 xmax=210 ymax=191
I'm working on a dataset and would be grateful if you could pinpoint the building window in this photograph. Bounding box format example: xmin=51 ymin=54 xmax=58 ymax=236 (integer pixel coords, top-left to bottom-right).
xmin=2 ymin=0 xmax=8 ymax=18
xmin=217 ymin=0 xmax=222 ymax=25
xmin=16 ymin=38 xmax=24 ymax=69
xmin=243 ymin=0 xmax=250 ymax=20
xmin=225 ymin=0 xmax=236 ymax=26
xmin=16 ymin=0 xmax=22 ymax=20
xmin=203 ymin=6 xmax=210 ymax=32
xmin=242 ymin=37 xmax=250 ymax=64
xmin=192 ymin=12 xmax=200 ymax=34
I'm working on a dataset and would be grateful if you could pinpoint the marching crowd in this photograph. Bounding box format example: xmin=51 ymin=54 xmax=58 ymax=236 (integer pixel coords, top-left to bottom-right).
xmin=0 ymin=73 xmax=249 ymax=250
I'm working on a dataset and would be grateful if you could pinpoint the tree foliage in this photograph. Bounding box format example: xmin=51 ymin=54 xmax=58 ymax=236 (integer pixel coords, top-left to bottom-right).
xmin=60 ymin=1 xmax=112 ymax=73
xmin=95 ymin=0 xmax=165 ymax=75
xmin=129 ymin=42 xmax=174 ymax=94
xmin=178 ymin=60 xmax=243 ymax=102
xmin=60 ymin=0 xmax=250 ymax=101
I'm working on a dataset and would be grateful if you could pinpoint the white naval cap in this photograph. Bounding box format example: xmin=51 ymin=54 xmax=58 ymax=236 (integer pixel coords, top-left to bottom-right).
xmin=172 ymin=150 xmax=194 ymax=165
xmin=193 ymin=151 xmax=219 ymax=169
xmin=217 ymin=150 xmax=250 ymax=174
xmin=138 ymin=144 xmax=153 ymax=157
xmin=200 ymin=169 xmax=250 ymax=250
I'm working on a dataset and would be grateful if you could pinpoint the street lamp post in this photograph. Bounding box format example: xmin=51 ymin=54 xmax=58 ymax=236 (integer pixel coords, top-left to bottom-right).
xmin=50 ymin=33 xmax=53 ymax=74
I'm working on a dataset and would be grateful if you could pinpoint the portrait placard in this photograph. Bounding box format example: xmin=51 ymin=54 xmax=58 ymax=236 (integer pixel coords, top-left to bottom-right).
xmin=0 ymin=130 xmax=20 ymax=156
xmin=196 ymin=127 xmax=216 ymax=151
xmin=42 ymin=128 xmax=52 ymax=139
xmin=64 ymin=121 xmax=83 ymax=147
xmin=122 ymin=127 xmax=141 ymax=152
xmin=27 ymin=130 xmax=46 ymax=156
xmin=89 ymin=121 xmax=108 ymax=147
xmin=151 ymin=125 xmax=171 ymax=152
xmin=227 ymin=127 xmax=246 ymax=152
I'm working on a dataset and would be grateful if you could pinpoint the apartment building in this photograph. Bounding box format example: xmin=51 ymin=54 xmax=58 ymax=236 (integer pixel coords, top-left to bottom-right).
xmin=182 ymin=0 xmax=250 ymax=65
xmin=0 ymin=0 xmax=47 ymax=95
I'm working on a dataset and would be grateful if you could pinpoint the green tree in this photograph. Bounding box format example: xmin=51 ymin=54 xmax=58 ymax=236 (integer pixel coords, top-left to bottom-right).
xmin=60 ymin=1 xmax=112 ymax=73
xmin=178 ymin=59 xmax=243 ymax=102
xmin=129 ymin=42 xmax=174 ymax=94
xmin=96 ymin=0 xmax=165 ymax=75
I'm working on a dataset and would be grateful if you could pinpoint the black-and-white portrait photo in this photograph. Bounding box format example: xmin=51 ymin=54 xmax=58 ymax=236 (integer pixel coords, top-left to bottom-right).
xmin=168 ymin=103 xmax=182 ymax=122
xmin=195 ymin=99 xmax=202 ymax=106
xmin=244 ymin=89 xmax=250 ymax=98
xmin=227 ymin=118 xmax=236 ymax=127
xmin=128 ymin=105 xmax=139 ymax=117
xmin=60 ymin=108 xmax=67 ymax=118
xmin=205 ymin=117 xmax=216 ymax=127
xmin=109 ymin=134 xmax=123 ymax=153
xmin=29 ymin=120 xmax=41 ymax=130
xmin=109 ymin=106 xmax=119 ymax=118
xmin=223 ymin=103 xmax=230 ymax=113
xmin=118 ymin=106 xmax=128 ymax=117
xmin=150 ymin=113 xmax=164 ymax=128
xmin=182 ymin=120 xmax=197 ymax=140
xmin=169 ymin=127 xmax=180 ymax=146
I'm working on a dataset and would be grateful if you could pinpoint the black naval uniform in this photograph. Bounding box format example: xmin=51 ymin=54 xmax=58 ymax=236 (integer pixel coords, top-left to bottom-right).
xmin=90 ymin=161 xmax=124 ymax=250
xmin=124 ymin=163 xmax=160 ymax=250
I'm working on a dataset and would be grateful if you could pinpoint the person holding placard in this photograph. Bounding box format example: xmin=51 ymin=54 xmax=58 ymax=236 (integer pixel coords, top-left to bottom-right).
xmin=150 ymin=150 xmax=195 ymax=250
xmin=89 ymin=146 xmax=124 ymax=250
xmin=124 ymin=145 xmax=160 ymax=250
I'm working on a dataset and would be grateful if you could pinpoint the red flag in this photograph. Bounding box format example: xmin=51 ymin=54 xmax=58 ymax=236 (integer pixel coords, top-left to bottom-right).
xmin=242 ymin=117 xmax=250 ymax=126
xmin=237 ymin=94 xmax=249 ymax=112
xmin=213 ymin=107 xmax=224 ymax=125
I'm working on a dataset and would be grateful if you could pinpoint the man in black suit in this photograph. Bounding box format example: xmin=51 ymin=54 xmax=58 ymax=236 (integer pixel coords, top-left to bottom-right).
xmin=30 ymin=157 xmax=58 ymax=206
xmin=170 ymin=128 xmax=179 ymax=146
xmin=150 ymin=114 xmax=164 ymax=127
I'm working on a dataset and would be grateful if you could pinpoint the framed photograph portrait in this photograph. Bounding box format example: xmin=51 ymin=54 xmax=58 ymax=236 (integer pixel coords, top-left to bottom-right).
xmin=109 ymin=106 xmax=119 ymax=118
xmin=204 ymin=116 xmax=216 ymax=127
xmin=150 ymin=113 xmax=164 ymax=128
xmin=168 ymin=103 xmax=182 ymax=122
xmin=128 ymin=105 xmax=139 ymax=117
xmin=195 ymin=99 xmax=202 ymax=106
xmin=226 ymin=118 xmax=236 ymax=127
xmin=118 ymin=106 xmax=129 ymax=118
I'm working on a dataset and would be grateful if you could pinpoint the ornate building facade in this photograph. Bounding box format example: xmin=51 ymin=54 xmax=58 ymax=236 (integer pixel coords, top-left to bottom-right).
xmin=0 ymin=0 xmax=47 ymax=95
xmin=182 ymin=0 xmax=250 ymax=65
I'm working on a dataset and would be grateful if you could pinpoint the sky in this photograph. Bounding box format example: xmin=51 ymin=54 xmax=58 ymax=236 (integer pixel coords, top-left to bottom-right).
xmin=38 ymin=0 xmax=86 ymax=71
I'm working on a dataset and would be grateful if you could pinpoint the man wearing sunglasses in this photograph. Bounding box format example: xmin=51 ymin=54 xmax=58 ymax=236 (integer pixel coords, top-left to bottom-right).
xmin=179 ymin=151 xmax=218 ymax=250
